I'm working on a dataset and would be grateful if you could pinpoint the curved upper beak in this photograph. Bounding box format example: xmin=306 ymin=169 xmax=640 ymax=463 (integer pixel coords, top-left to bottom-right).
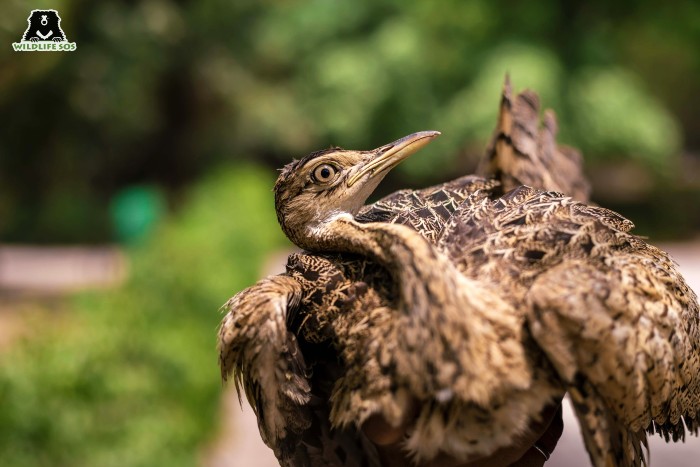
xmin=346 ymin=131 xmax=441 ymax=187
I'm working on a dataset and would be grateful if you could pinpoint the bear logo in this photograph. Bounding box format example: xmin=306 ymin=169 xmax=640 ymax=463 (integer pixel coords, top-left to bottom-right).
xmin=22 ymin=10 xmax=67 ymax=42
xmin=22 ymin=9 xmax=67 ymax=43
xmin=12 ymin=9 xmax=76 ymax=52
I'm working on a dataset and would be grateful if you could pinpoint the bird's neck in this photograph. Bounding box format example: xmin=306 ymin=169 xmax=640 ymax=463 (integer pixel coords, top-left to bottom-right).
xmin=303 ymin=213 xmax=456 ymax=317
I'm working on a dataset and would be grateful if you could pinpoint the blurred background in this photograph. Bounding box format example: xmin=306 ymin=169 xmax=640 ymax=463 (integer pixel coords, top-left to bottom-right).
xmin=0 ymin=0 xmax=699 ymax=465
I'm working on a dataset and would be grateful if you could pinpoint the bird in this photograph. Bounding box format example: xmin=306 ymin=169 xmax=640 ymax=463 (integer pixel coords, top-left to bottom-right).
xmin=218 ymin=81 xmax=700 ymax=467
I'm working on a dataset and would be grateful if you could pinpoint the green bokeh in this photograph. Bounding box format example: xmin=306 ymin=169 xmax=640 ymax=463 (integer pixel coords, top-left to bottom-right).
xmin=110 ymin=186 xmax=165 ymax=243
xmin=0 ymin=164 xmax=288 ymax=466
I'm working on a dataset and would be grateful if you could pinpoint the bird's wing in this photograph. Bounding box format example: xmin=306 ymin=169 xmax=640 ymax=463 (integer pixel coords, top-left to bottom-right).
xmin=528 ymin=249 xmax=700 ymax=465
xmin=521 ymin=207 xmax=700 ymax=466
xmin=218 ymin=274 xmax=312 ymax=458
xmin=219 ymin=269 xmax=383 ymax=467
xmin=437 ymin=186 xmax=700 ymax=465
xmin=477 ymin=76 xmax=591 ymax=201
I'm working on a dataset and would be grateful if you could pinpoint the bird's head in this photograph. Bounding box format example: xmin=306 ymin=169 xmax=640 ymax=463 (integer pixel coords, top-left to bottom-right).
xmin=274 ymin=131 xmax=440 ymax=249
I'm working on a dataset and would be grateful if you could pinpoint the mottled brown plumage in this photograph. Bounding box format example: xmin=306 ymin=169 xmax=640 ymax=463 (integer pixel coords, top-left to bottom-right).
xmin=218 ymin=83 xmax=700 ymax=467
xmin=477 ymin=76 xmax=590 ymax=202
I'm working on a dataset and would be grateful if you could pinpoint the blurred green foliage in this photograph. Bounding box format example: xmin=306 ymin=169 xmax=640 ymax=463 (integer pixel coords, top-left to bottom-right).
xmin=0 ymin=165 xmax=288 ymax=466
xmin=1 ymin=0 xmax=699 ymax=241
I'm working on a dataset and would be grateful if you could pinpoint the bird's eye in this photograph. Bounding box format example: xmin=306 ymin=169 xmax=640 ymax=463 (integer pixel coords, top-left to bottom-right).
xmin=313 ymin=164 xmax=337 ymax=183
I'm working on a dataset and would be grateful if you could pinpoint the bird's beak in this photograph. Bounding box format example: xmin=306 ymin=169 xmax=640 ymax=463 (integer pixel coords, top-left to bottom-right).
xmin=346 ymin=131 xmax=441 ymax=187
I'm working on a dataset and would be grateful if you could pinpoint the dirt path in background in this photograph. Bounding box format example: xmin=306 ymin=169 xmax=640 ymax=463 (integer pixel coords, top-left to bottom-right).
xmin=201 ymin=251 xmax=292 ymax=467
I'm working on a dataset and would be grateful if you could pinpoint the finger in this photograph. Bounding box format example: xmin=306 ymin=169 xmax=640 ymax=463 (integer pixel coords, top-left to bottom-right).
xmin=361 ymin=397 xmax=419 ymax=446
xmin=362 ymin=413 xmax=409 ymax=446
xmin=514 ymin=446 xmax=548 ymax=467
xmin=532 ymin=404 xmax=564 ymax=460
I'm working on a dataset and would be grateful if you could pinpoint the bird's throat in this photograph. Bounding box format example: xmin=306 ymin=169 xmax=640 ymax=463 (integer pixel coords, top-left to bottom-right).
xmin=312 ymin=216 xmax=447 ymax=314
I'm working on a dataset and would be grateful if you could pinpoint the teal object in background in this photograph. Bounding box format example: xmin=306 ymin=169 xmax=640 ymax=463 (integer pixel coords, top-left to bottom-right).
xmin=110 ymin=186 xmax=165 ymax=243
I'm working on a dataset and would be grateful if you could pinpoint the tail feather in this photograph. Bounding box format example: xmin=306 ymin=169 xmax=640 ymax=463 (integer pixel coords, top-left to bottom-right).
xmin=478 ymin=75 xmax=591 ymax=201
